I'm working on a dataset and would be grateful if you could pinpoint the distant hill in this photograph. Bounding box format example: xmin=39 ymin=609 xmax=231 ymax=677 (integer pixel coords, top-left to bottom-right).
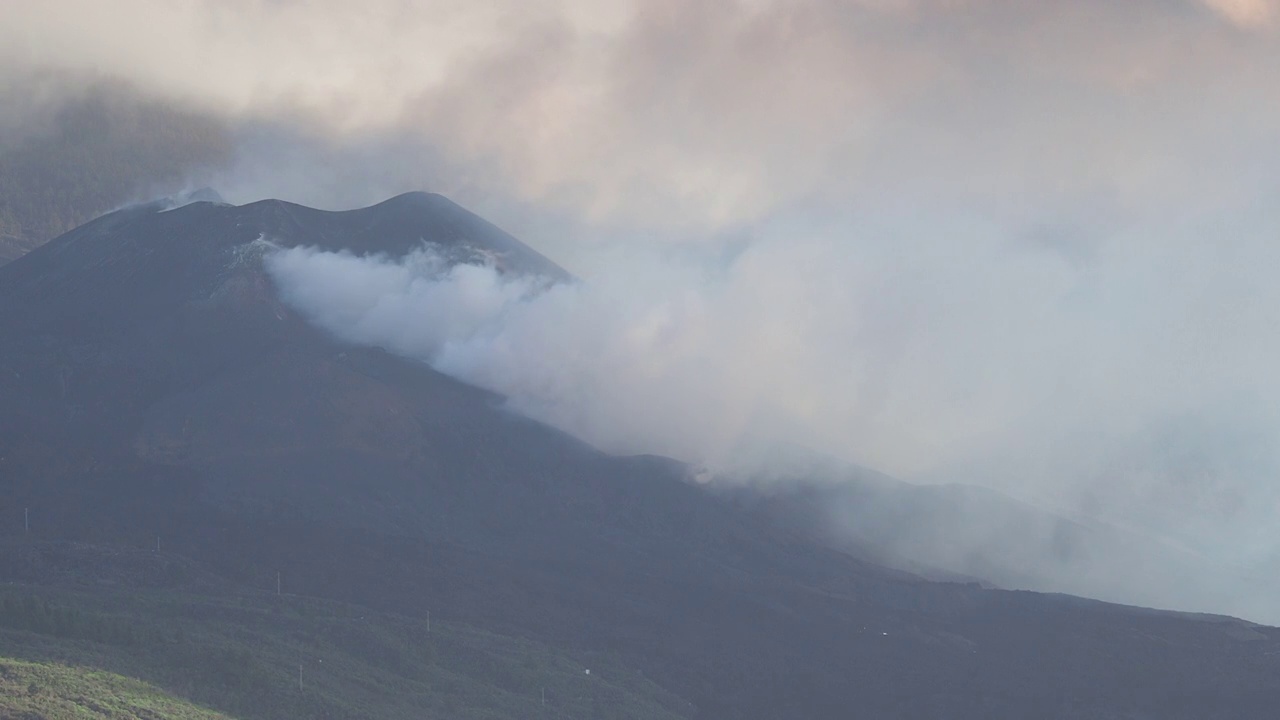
xmin=2 ymin=194 xmax=1279 ymax=719
xmin=0 ymin=79 xmax=233 ymax=266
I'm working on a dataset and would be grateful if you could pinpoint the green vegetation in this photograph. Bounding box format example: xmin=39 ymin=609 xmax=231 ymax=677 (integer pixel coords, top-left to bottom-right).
xmin=0 ymin=657 xmax=234 ymax=720
xmin=0 ymin=585 xmax=690 ymax=720
xmin=0 ymin=77 xmax=234 ymax=264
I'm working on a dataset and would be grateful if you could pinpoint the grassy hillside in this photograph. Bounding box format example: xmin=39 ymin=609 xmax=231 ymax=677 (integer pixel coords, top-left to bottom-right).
xmin=0 ymin=657 xmax=234 ymax=720
xmin=0 ymin=577 xmax=690 ymax=720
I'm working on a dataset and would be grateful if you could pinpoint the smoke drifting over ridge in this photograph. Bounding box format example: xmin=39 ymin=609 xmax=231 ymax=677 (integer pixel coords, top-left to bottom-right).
xmin=5 ymin=1 xmax=1280 ymax=618
xmin=267 ymin=241 xmax=858 ymax=467
xmin=264 ymin=221 xmax=1280 ymax=622
xmin=264 ymin=211 xmax=1280 ymax=552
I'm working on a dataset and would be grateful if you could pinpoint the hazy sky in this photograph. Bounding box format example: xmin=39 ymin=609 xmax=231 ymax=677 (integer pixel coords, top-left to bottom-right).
xmin=5 ymin=0 xmax=1280 ymax=615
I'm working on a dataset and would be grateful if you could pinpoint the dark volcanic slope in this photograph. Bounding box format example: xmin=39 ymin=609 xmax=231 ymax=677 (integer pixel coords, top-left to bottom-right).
xmin=2 ymin=194 xmax=1279 ymax=720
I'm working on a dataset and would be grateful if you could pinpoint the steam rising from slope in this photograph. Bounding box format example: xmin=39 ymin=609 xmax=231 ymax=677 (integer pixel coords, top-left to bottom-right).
xmin=266 ymin=212 xmax=1280 ymax=580
xmin=266 ymin=242 xmax=844 ymax=464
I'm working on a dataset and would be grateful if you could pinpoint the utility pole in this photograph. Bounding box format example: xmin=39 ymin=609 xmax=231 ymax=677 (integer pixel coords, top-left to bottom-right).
xmin=277 ymin=571 xmax=281 ymax=596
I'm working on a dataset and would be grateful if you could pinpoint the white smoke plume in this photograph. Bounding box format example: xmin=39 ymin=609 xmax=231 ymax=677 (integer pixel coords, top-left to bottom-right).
xmin=265 ymin=242 xmax=842 ymax=465
xmin=261 ymin=203 xmax=1280 ymax=624
xmin=264 ymin=204 xmax=1280 ymax=549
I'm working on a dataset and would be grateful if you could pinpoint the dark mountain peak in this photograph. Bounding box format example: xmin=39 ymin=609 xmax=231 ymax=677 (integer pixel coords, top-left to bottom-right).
xmin=373 ymin=189 xmax=451 ymax=210
xmin=151 ymin=186 xmax=227 ymax=211
xmin=174 ymin=191 xmax=573 ymax=280
xmin=0 ymin=191 xmax=570 ymax=332
xmin=339 ymin=191 xmax=573 ymax=280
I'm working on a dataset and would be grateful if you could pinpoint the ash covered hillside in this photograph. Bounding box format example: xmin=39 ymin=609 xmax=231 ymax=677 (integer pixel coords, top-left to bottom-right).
xmin=3 ymin=193 xmax=1280 ymax=720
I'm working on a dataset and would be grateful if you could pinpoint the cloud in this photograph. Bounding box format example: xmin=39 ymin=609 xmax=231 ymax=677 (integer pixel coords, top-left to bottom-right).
xmin=4 ymin=1 xmax=1278 ymax=229
xmin=1200 ymin=0 xmax=1277 ymax=28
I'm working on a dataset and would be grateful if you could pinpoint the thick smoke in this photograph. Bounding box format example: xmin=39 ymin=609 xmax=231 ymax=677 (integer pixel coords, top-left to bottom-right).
xmin=265 ymin=210 xmax=1280 ymax=574
xmin=266 ymin=242 xmax=843 ymax=465
xmin=262 ymin=207 xmax=1280 ymax=625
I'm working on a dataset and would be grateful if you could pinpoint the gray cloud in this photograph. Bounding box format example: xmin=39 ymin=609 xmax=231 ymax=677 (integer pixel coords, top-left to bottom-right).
xmin=5 ymin=1 xmax=1277 ymax=227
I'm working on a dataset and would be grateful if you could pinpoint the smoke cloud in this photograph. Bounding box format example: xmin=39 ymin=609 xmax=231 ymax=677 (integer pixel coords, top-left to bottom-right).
xmin=266 ymin=241 xmax=841 ymax=465
xmin=264 ymin=205 xmax=1280 ymax=579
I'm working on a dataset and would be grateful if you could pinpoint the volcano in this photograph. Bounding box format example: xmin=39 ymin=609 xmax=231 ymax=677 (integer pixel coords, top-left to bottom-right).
xmin=1 ymin=192 xmax=1278 ymax=719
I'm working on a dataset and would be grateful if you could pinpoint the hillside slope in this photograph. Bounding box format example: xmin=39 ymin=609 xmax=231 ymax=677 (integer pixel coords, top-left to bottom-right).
xmin=0 ymin=657 xmax=236 ymax=720
xmin=0 ymin=559 xmax=687 ymax=720
xmin=2 ymin=194 xmax=1279 ymax=719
